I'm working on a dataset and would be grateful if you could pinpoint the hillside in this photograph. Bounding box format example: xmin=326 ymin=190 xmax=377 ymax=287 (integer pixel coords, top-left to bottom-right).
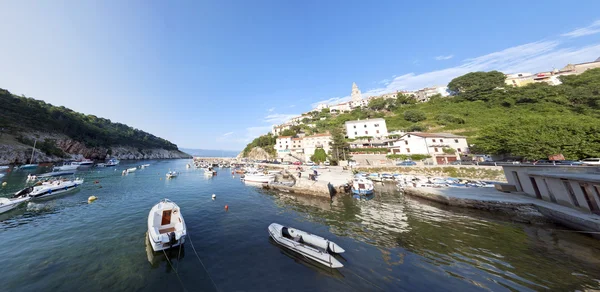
xmin=243 ymin=69 xmax=600 ymax=160
xmin=0 ymin=88 xmax=189 ymax=163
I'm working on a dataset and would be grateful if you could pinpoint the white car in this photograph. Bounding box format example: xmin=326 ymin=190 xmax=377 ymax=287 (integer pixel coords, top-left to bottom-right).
xmin=305 ymin=161 xmax=315 ymax=166
xmin=324 ymin=161 xmax=330 ymax=166
xmin=581 ymin=158 xmax=600 ymax=165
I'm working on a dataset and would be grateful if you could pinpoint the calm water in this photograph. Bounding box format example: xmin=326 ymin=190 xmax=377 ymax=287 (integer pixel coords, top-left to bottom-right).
xmin=1 ymin=159 xmax=600 ymax=291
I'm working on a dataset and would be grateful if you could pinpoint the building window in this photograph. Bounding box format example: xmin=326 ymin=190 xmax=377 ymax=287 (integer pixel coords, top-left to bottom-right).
xmin=376 ymin=130 xmax=379 ymax=134
xmin=374 ymin=124 xmax=379 ymax=127
xmin=432 ymin=139 xmax=436 ymax=142
xmin=457 ymin=148 xmax=461 ymax=152
xmin=455 ymin=139 xmax=459 ymax=143
xmin=434 ymin=148 xmax=438 ymax=152
xmin=365 ymin=131 xmax=368 ymax=135
xmin=353 ymin=125 xmax=356 ymax=129
xmin=404 ymin=141 xmax=408 ymax=145
xmin=440 ymin=139 xmax=443 ymax=143
xmin=354 ymin=132 xmax=357 ymax=135
xmin=406 ymin=148 xmax=410 ymax=153
xmin=364 ymin=125 xmax=367 ymax=128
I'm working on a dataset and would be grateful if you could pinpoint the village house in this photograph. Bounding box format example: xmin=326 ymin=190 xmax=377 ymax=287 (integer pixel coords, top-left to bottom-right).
xmin=388 ymin=132 xmax=469 ymax=165
xmin=274 ymin=133 xmax=332 ymax=162
xmin=345 ymin=118 xmax=389 ymax=139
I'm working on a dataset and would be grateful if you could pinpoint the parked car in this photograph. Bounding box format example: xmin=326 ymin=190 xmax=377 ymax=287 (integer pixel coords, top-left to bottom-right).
xmin=281 ymin=161 xmax=291 ymax=165
xmin=293 ymin=161 xmax=302 ymax=165
xmin=305 ymin=161 xmax=315 ymax=166
xmin=271 ymin=160 xmax=281 ymax=164
xmin=582 ymin=158 xmax=600 ymax=165
xmin=396 ymin=160 xmax=417 ymax=166
xmin=324 ymin=161 xmax=330 ymax=166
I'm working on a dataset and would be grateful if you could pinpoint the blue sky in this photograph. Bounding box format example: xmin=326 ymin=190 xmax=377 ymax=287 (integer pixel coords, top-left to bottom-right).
xmin=1 ymin=1 xmax=600 ymax=151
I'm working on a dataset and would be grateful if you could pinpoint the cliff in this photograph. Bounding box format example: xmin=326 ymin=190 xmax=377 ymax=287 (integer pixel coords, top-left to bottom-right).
xmin=0 ymin=132 xmax=190 ymax=165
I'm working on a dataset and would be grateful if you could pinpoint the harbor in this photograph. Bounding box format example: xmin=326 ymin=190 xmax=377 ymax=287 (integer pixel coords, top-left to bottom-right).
xmin=2 ymin=159 xmax=600 ymax=291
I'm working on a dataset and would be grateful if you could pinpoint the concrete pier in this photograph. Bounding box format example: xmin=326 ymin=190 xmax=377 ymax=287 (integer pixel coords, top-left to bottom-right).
xmin=404 ymin=187 xmax=600 ymax=234
xmin=260 ymin=165 xmax=353 ymax=199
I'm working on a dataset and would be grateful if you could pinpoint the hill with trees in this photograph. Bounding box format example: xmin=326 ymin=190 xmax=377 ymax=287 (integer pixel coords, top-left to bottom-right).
xmin=0 ymin=88 xmax=188 ymax=162
xmin=243 ymin=68 xmax=600 ymax=161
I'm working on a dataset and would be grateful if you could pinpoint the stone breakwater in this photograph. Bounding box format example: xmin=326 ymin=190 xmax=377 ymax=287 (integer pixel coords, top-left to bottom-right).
xmin=260 ymin=164 xmax=353 ymax=199
xmin=0 ymin=133 xmax=190 ymax=165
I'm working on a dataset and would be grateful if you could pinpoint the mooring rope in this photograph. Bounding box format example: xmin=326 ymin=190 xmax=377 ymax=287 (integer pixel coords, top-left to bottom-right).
xmin=187 ymin=233 xmax=220 ymax=292
xmin=162 ymin=248 xmax=188 ymax=292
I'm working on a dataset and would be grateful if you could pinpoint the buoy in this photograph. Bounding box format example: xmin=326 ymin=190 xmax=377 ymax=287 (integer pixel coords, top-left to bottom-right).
xmin=212 ymin=194 xmax=216 ymax=199
xmin=2 ymin=182 xmax=6 ymax=187
xmin=225 ymin=205 xmax=229 ymax=211
xmin=94 ymin=180 xmax=99 ymax=184
xmin=88 ymin=196 xmax=97 ymax=203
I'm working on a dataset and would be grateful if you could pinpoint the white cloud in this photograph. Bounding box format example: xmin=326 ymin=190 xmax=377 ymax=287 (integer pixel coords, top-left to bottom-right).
xmin=561 ymin=20 xmax=600 ymax=38
xmin=267 ymin=107 xmax=275 ymax=112
xmin=287 ymin=104 xmax=296 ymax=108
xmin=311 ymin=96 xmax=351 ymax=108
xmin=222 ymin=131 xmax=234 ymax=136
xmin=434 ymin=55 xmax=454 ymax=61
xmin=264 ymin=113 xmax=299 ymax=124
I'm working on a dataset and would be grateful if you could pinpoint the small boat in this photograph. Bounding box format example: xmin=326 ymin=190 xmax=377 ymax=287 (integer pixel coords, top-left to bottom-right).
xmin=380 ymin=173 xmax=395 ymax=182
xmin=186 ymin=164 xmax=191 ymax=169
xmin=0 ymin=166 xmax=9 ymax=171
xmin=243 ymin=173 xmax=274 ymax=183
xmin=268 ymin=223 xmax=344 ymax=269
xmin=126 ymin=167 xmax=137 ymax=173
xmin=14 ymin=178 xmax=84 ymax=200
xmin=147 ymin=199 xmax=187 ymax=252
xmin=166 ymin=171 xmax=179 ymax=179
xmin=140 ymin=164 xmax=150 ymax=169
xmin=75 ymin=159 xmax=94 ymax=166
xmin=53 ymin=162 xmax=80 ymax=171
xmin=204 ymin=169 xmax=215 ymax=176
xmin=367 ymin=173 xmax=382 ymax=182
xmin=105 ymin=158 xmax=120 ymax=167
xmin=19 ymin=140 xmax=39 ymax=170
xmin=0 ymin=196 xmax=30 ymax=214
xmin=352 ymin=177 xmax=374 ymax=195
xmin=96 ymin=163 xmax=106 ymax=167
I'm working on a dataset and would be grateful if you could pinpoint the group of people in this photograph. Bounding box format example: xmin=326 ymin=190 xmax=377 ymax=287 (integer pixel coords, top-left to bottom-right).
xmin=297 ymin=169 xmax=318 ymax=181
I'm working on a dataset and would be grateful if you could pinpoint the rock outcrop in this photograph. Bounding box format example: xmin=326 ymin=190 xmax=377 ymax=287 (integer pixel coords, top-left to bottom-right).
xmin=0 ymin=132 xmax=190 ymax=165
xmin=239 ymin=147 xmax=273 ymax=161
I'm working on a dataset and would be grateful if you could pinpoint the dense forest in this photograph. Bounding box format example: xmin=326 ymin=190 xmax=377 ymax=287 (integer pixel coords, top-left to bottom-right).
xmin=0 ymin=88 xmax=178 ymax=150
xmin=244 ymin=68 xmax=600 ymax=160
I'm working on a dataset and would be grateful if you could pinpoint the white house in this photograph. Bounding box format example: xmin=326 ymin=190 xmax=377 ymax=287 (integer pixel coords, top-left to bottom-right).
xmin=388 ymin=132 xmax=469 ymax=165
xmin=329 ymin=102 xmax=352 ymax=113
xmin=302 ymin=133 xmax=332 ymax=162
xmin=272 ymin=124 xmax=292 ymax=135
xmin=414 ymin=86 xmax=452 ymax=102
xmin=316 ymin=103 xmax=329 ymax=111
xmin=275 ymin=136 xmax=293 ymax=159
xmin=345 ymin=118 xmax=389 ymax=139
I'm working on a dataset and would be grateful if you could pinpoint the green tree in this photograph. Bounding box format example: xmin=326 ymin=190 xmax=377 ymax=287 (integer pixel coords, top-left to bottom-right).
xmin=448 ymin=71 xmax=505 ymax=100
xmin=328 ymin=127 xmax=350 ymax=164
xmin=442 ymin=147 xmax=456 ymax=154
xmin=279 ymin=129 xmax=297 ymax=137
xmin=310 ymin=148 xmax=327 ymax=163
xmin=368 ymin=98 xmax=387 ymax=111
xmin=395 ymin=93 xmax=416 ymax=105
xmin=403 ymin=110 xmax=426 ymax=122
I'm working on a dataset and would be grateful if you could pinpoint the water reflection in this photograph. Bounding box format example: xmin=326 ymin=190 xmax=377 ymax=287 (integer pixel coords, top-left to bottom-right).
xmin=262 ymin=184 xmax=600 ymax=291
xmin=145 ymin=234 xmax=186 ymax=270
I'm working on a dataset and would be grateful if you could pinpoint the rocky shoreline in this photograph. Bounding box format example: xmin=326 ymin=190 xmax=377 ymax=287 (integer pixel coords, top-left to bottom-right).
xmin=0 ymin=132 xmax=190 ymax=165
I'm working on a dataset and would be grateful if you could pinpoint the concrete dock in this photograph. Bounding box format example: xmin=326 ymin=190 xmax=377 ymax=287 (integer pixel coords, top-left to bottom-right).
xmin=261 ymin=165 xmax=353 ymax=199
xmin=404 ymin=187 xmax=600 ymax=234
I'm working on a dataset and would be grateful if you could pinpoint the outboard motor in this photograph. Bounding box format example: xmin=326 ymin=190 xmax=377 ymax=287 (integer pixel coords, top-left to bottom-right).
xmin=168 ymin=232 xmax=177 ymax=247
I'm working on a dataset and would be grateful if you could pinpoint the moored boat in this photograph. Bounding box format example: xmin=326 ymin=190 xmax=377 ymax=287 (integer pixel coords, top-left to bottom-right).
xmin=166 ymin=171 xmax=179 ymax=179
xmin=14 ymin=178 xmax=84 ymax=200
xmin=352 ymin=177 xmax=374 ymax=195
xmin=243 ymin=173 xmax=274 ymax=183
xmin=53 ymin=162 xmax=80 ymax=171
xmin=147 ymin=199 xmax=187 ymax=252
xmin=105 ymin=158 xmax=120 ymax=167
xmin=127 ymin=167 xmax=137 ymax=173
xmin=268 ymin=223 xmax=344 ymax=269
xmin=0 ymin=196 xmax=30 ymax=214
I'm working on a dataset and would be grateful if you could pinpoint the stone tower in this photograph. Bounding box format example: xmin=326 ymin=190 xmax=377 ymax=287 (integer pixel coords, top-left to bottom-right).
xmin=351 ymin=82 xmax=362 ymax=101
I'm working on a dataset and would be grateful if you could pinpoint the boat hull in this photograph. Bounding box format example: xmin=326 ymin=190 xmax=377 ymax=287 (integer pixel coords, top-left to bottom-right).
xmin=147 ymin=199 xmax=187 ymax=252
xmin=0 ymin=197 xmax=29 ymax=214
xmin=268 ymin=223 xmax=344 ymax=269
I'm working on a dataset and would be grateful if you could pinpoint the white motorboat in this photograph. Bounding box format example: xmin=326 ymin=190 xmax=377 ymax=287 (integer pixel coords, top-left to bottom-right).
xmin=127 ymin=167 xmax=137 ymax=173
xmin=53 ymin=162 xmax=80 ymax=171
xmin=268 ymin=223 xmax=344 ymax=269
xmin=14 ymin=178 xmax=84 ymax=200
xmin=243 ymin=173 xmax=274 ymax=183
xmin=147 ymin=199 xmax=187 ymax=252
xmin=75 ymin=159 xmax=94 ymax=166
xmin=0 ymin=166 xmax=9 ymax=171
xmin=0 ymin=173 xmax=4 ymax=178
xmin=19 ymin=140 xmax=39 ymax=170
xmin=105 ymin=158 xmax=120 ymax=167
xmin=166 ymin=171 xmax=179 ymax=179
xmin=140 ymin=164 xmax=150 ymax=169
xmin=367 ymin=173 xmax=382 ymax=182
xmin=352 ymin=177 xmax=374 ymax=195
xmin=204 ymin=169 xmax=215 ymax=176
xmin=0 ymin=196 xmax=30 ymax=214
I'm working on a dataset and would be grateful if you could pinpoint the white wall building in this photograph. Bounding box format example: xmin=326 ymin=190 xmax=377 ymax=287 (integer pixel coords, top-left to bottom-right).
xmin=272 ymin=124 xmax=292 ymax=135
xmin=275 ymin=136 xmax=293 ymax=159
xmin=330 ymin=102 xmax=352 ymax=113
xmin=302 ymin=133 xmax=332 ymax=162
xmin=388 ymin=132 xmax=469 ymax=165
xmin=345 ymin=118 xmax=389 ymax=139
xmin=414 ymin=86 xmax=452 ymax=102
xmin=316 ymin=103 xmax=329 ymax=111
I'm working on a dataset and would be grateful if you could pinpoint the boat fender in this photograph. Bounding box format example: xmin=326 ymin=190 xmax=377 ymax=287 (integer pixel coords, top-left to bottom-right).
xmin=2 ymin=182 xmax=6 ymax=187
